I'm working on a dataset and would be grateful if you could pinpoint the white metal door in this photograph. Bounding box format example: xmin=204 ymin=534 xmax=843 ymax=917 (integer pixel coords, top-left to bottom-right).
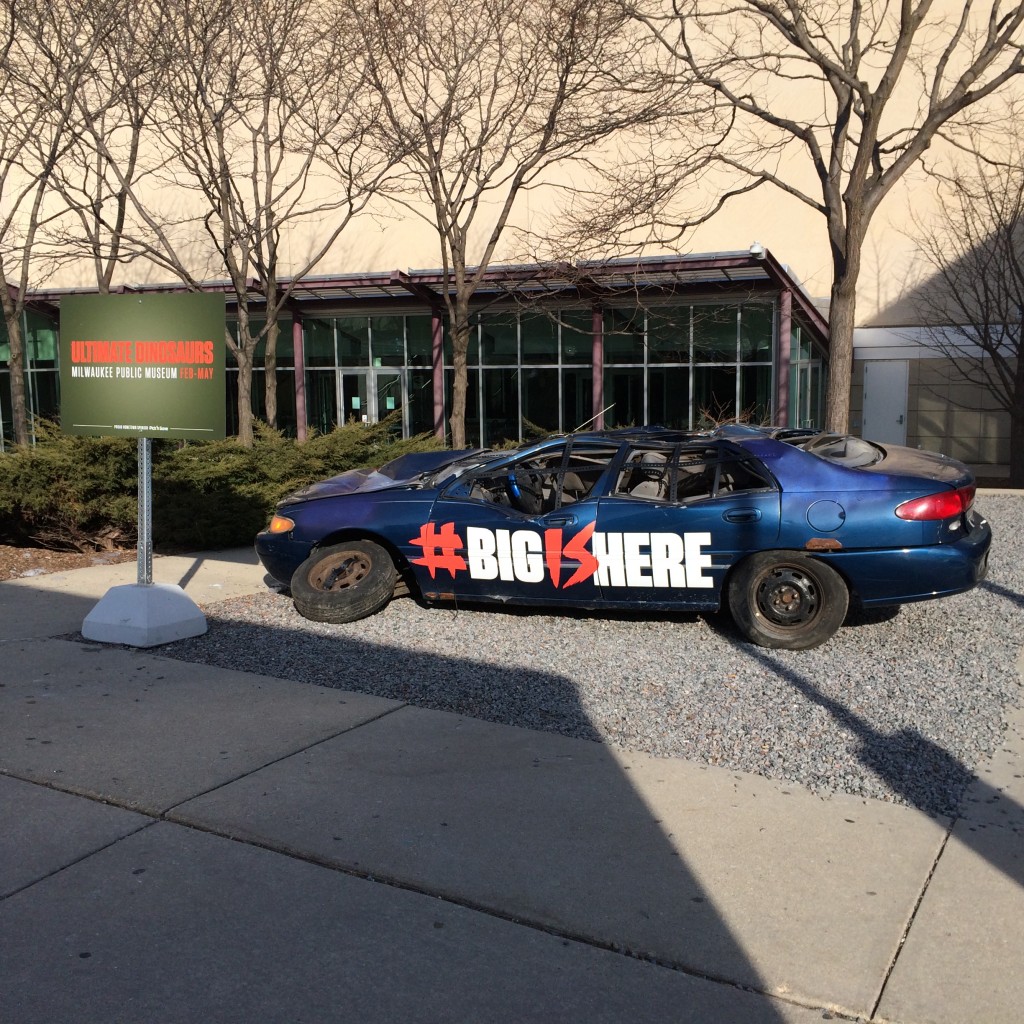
xmin=862 ymin=360 xmax=908 ymax=445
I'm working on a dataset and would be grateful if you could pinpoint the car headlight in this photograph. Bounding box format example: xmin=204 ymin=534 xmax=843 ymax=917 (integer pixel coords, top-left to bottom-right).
xmin=267 ymin=515 xmax=296 ymax=534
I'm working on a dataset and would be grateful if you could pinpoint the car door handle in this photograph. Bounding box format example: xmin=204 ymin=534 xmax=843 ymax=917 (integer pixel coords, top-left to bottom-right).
xmin=723 ymin=507 xmax=761 ymax=524
xmin=546 ymin=514 xmax=577 ymax=526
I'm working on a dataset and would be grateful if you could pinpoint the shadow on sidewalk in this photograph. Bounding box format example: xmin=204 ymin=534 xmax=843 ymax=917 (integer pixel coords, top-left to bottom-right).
xmin=751 ymin=648 xmax=1024 ymax=892
xmin=0 ymin=587 xmax=798 ymax=1021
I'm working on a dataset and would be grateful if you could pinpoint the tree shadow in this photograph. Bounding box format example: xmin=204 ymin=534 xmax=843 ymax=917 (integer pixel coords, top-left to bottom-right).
xmin=980 ymin=578 xmax=1024 ymax=610
xmin=749 ymin=648 xmax=1024 ymax=890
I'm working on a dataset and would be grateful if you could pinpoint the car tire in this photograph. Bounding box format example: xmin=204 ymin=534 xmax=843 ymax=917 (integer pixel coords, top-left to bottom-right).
xmin=728 ymin=551 xmax=848 ymax=650
xmin=291 ymin=540 xmax=397 ymax=624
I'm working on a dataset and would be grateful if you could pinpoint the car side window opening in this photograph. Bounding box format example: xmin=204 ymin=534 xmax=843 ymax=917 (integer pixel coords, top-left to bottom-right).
xmin=444 ymin=442 xmax=618 ymax=515
xmin=613 ymin=444 xmax=773 ymax=504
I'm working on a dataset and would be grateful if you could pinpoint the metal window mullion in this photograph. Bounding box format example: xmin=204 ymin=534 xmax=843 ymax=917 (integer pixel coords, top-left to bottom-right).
xmin=516 ymin=313 xmax=523 ymax=443
xmin=333 ymin=319 xmax=342 ymax=427
xmin=688 ymin=305 xmax=695 ymax=430
xmin=642 ymin=308 xmax=649 ymax=426
xmin=734 ymin=307 xmax=742 ymax=422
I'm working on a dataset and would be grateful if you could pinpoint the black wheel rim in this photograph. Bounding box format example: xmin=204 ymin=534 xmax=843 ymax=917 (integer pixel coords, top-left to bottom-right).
xmin=754 ymin=565 xmax=820 ymax=628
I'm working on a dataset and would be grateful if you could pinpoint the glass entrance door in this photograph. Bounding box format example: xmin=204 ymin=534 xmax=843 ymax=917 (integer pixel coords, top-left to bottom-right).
xmin=340 ymin=371 xmax=405 ymax=428
xmin=375 ymin=372 xmax=402 ymax=419
xmin=340 ymin=372 xmax=369 ymax=425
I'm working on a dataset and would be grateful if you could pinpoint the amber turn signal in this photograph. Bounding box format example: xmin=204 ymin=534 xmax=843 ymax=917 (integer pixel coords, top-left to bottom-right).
xmin=267 ymin=515 xmax=295 ymax=534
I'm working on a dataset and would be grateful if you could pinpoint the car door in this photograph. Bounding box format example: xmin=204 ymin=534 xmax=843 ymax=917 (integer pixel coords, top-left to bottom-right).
xmin=414 ymin=439 xmax=620 ymax=607
xmin=593 ymin=441 xmax=781 ymax=610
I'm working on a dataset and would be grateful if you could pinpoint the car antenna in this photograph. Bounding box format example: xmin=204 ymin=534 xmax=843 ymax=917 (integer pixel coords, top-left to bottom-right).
xmin=572 ymin=404 xmax=615 ymax=433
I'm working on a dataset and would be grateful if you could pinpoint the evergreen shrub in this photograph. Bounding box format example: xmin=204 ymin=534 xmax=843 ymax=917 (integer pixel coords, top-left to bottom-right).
xmin=0 ymin=417 xmax=443 ymax=552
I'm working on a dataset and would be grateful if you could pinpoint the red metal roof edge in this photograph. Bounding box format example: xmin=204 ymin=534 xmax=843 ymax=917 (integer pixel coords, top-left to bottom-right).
xmin=26 ymin=249 xmax=829 ymax=345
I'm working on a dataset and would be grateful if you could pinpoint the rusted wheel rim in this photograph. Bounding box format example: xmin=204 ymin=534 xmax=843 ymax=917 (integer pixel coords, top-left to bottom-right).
xmin=308 ymin=551 xmax=372 ymax=593
xmin=754 ymin=565 xmax=820 ymax=627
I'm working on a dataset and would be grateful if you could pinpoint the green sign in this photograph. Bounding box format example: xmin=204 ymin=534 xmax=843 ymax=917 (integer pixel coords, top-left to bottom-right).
xmin=59 ymin=293 xmax=226 ymax=439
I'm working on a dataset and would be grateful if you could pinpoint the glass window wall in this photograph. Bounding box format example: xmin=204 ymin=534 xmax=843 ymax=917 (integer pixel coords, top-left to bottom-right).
xmin=305 ymin=318 xmax=336 ymax=367
xmin=603 ymin=307 xmax=645 ymax=364
xmin=407 ymin=370 xmax=435 ymax=435
xmin=789 ymin=325 xmax=824 ymax=429
xmin=479 ymin=313 xmax=518 ymax=366
xmin=337 ymin=316 xmax=370 ymax=367
xmin=521 ymin=367 xmax=560 ymax=436
xmin=560 ymin=311 xmax=592 ymax=365
xmin=0 ymin=297 xmax=794 ymax=449
xmin=604 ymin=367 xmax=644 ymax=428
xmin=300 ymin=301 xmax=779 ymax=445
xmin=521 ymin=313 xmax=558 ymax=365
xmin=647 ymin=307 xmax=690 ymax=363
xmin=372 ymin=315 xmax=405 ymax=367
xmin=407 ymin=315 xmax=433 ymax=368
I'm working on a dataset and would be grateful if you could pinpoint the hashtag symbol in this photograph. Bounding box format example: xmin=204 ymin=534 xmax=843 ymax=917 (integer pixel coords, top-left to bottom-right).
xmin=410 ymin=522 xmax=467 ymax=579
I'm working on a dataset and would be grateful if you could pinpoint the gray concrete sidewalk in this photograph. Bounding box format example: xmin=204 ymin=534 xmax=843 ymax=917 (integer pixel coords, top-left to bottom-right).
xmin=1 ymin=552 xmax=1021 ymax=1023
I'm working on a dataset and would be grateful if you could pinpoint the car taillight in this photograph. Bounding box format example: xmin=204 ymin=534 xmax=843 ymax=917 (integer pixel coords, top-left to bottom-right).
xmin=895 ymin=485 xmax=975 ymax=521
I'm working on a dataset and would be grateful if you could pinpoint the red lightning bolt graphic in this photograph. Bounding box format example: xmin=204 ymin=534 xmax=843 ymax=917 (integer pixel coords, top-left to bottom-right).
xmin=544 ymin=528 xmax=563 ymax=588
xmin=409 ymin=522 xmax=467 ymax=579
xmin=562 ymin=522 xmax=599 ymax=588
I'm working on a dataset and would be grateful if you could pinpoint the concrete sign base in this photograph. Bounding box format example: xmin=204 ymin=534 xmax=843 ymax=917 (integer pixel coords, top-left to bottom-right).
xmin=82 ymin=583 xmax=207 ymax=648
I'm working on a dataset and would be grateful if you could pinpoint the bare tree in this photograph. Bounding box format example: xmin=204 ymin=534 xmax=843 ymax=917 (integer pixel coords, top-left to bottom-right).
xmin=44 ymin=2 xmax=169 ymax=293
xmin=58 ymin=0 xmax=404 ymax=445
xmin=912 ymin=146 xmax=1024 ymax=484
xmin=341 ymin=0 xmax=678 ymax=448
xmin=132 ymin=0 xmax=405 ymax=444
xmin=627 ymin=0 xmax=1024 ymax=432
xmin=0 ymin=0 xmax=118 ymax=445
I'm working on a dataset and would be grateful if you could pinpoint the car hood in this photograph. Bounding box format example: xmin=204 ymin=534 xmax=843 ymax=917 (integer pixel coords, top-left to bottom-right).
xmin=280 ymin=449 xmax=482 ymax=504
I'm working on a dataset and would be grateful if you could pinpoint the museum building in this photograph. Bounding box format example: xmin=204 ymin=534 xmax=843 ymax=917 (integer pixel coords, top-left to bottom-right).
xmin=1 ymin=249 xmax=829 ymax=449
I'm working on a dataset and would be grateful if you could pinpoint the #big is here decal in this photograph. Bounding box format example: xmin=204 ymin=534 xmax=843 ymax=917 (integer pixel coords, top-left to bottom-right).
xmin=411 ymin=521 xmax=715 ymax=590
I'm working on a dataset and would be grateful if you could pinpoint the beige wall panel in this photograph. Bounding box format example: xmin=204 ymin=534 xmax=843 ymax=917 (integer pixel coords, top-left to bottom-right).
xmin=979 ymin=423 xmax=1010 ymax=465
xmin=948 ymin=407 xmax=984 ymax=439
xmin=947 ymin=436 xmax=984 ymax=463
xmin=946 ymin=382 xmax=987 ymax=410
xmin=913 ymin=359 xmax=957 ymax=387
xmin=914 ymin=389 xmax=950 ymax=413
xmin=913 ymin=407 xmax=951 ymax=440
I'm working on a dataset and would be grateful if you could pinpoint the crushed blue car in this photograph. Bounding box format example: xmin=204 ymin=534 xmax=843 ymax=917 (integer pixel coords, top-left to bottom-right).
xmin=255 ymin=426 xmax=992 ymax=650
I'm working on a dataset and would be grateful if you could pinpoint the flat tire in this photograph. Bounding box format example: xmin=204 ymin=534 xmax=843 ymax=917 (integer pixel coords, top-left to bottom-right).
xmin=291 ymin=540 xmax=397 ymax=624
xmin=728 ymin=551 xmax=848 ymax=650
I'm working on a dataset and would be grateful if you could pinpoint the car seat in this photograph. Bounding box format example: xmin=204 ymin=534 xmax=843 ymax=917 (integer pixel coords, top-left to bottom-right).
xmin=628 ymin=452 xmax=668 ymax=499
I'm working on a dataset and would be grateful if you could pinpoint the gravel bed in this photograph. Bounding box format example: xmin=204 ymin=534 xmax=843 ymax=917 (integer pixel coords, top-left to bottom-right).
xmin=162 ymin=494 xmax=1023 ymax=817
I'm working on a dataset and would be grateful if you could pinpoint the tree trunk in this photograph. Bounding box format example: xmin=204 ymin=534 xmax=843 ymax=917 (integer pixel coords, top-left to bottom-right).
xmin=235 ymin=346 xmax=255 ymax=447
xmin=1010 ymin=383 xmax=1024 ymax=488
xmin=449 ymin=302 xmax=471 ymax=449
xmin=824 ymin=224 xmax=865 ymax=434
xmin=264 ymin=317 xmax=279 ymax=430
xmin=824 ymin=280 xmax=856 ymax=434
xmin=3 ymin=312 xmax=30 ymax=447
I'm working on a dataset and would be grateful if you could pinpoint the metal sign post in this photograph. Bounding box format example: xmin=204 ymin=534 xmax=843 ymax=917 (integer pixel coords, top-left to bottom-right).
xmin=138 ymin=437 xmax=153 ymax=586
xmin=64 ymin=292 xmax=226 ymax=647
